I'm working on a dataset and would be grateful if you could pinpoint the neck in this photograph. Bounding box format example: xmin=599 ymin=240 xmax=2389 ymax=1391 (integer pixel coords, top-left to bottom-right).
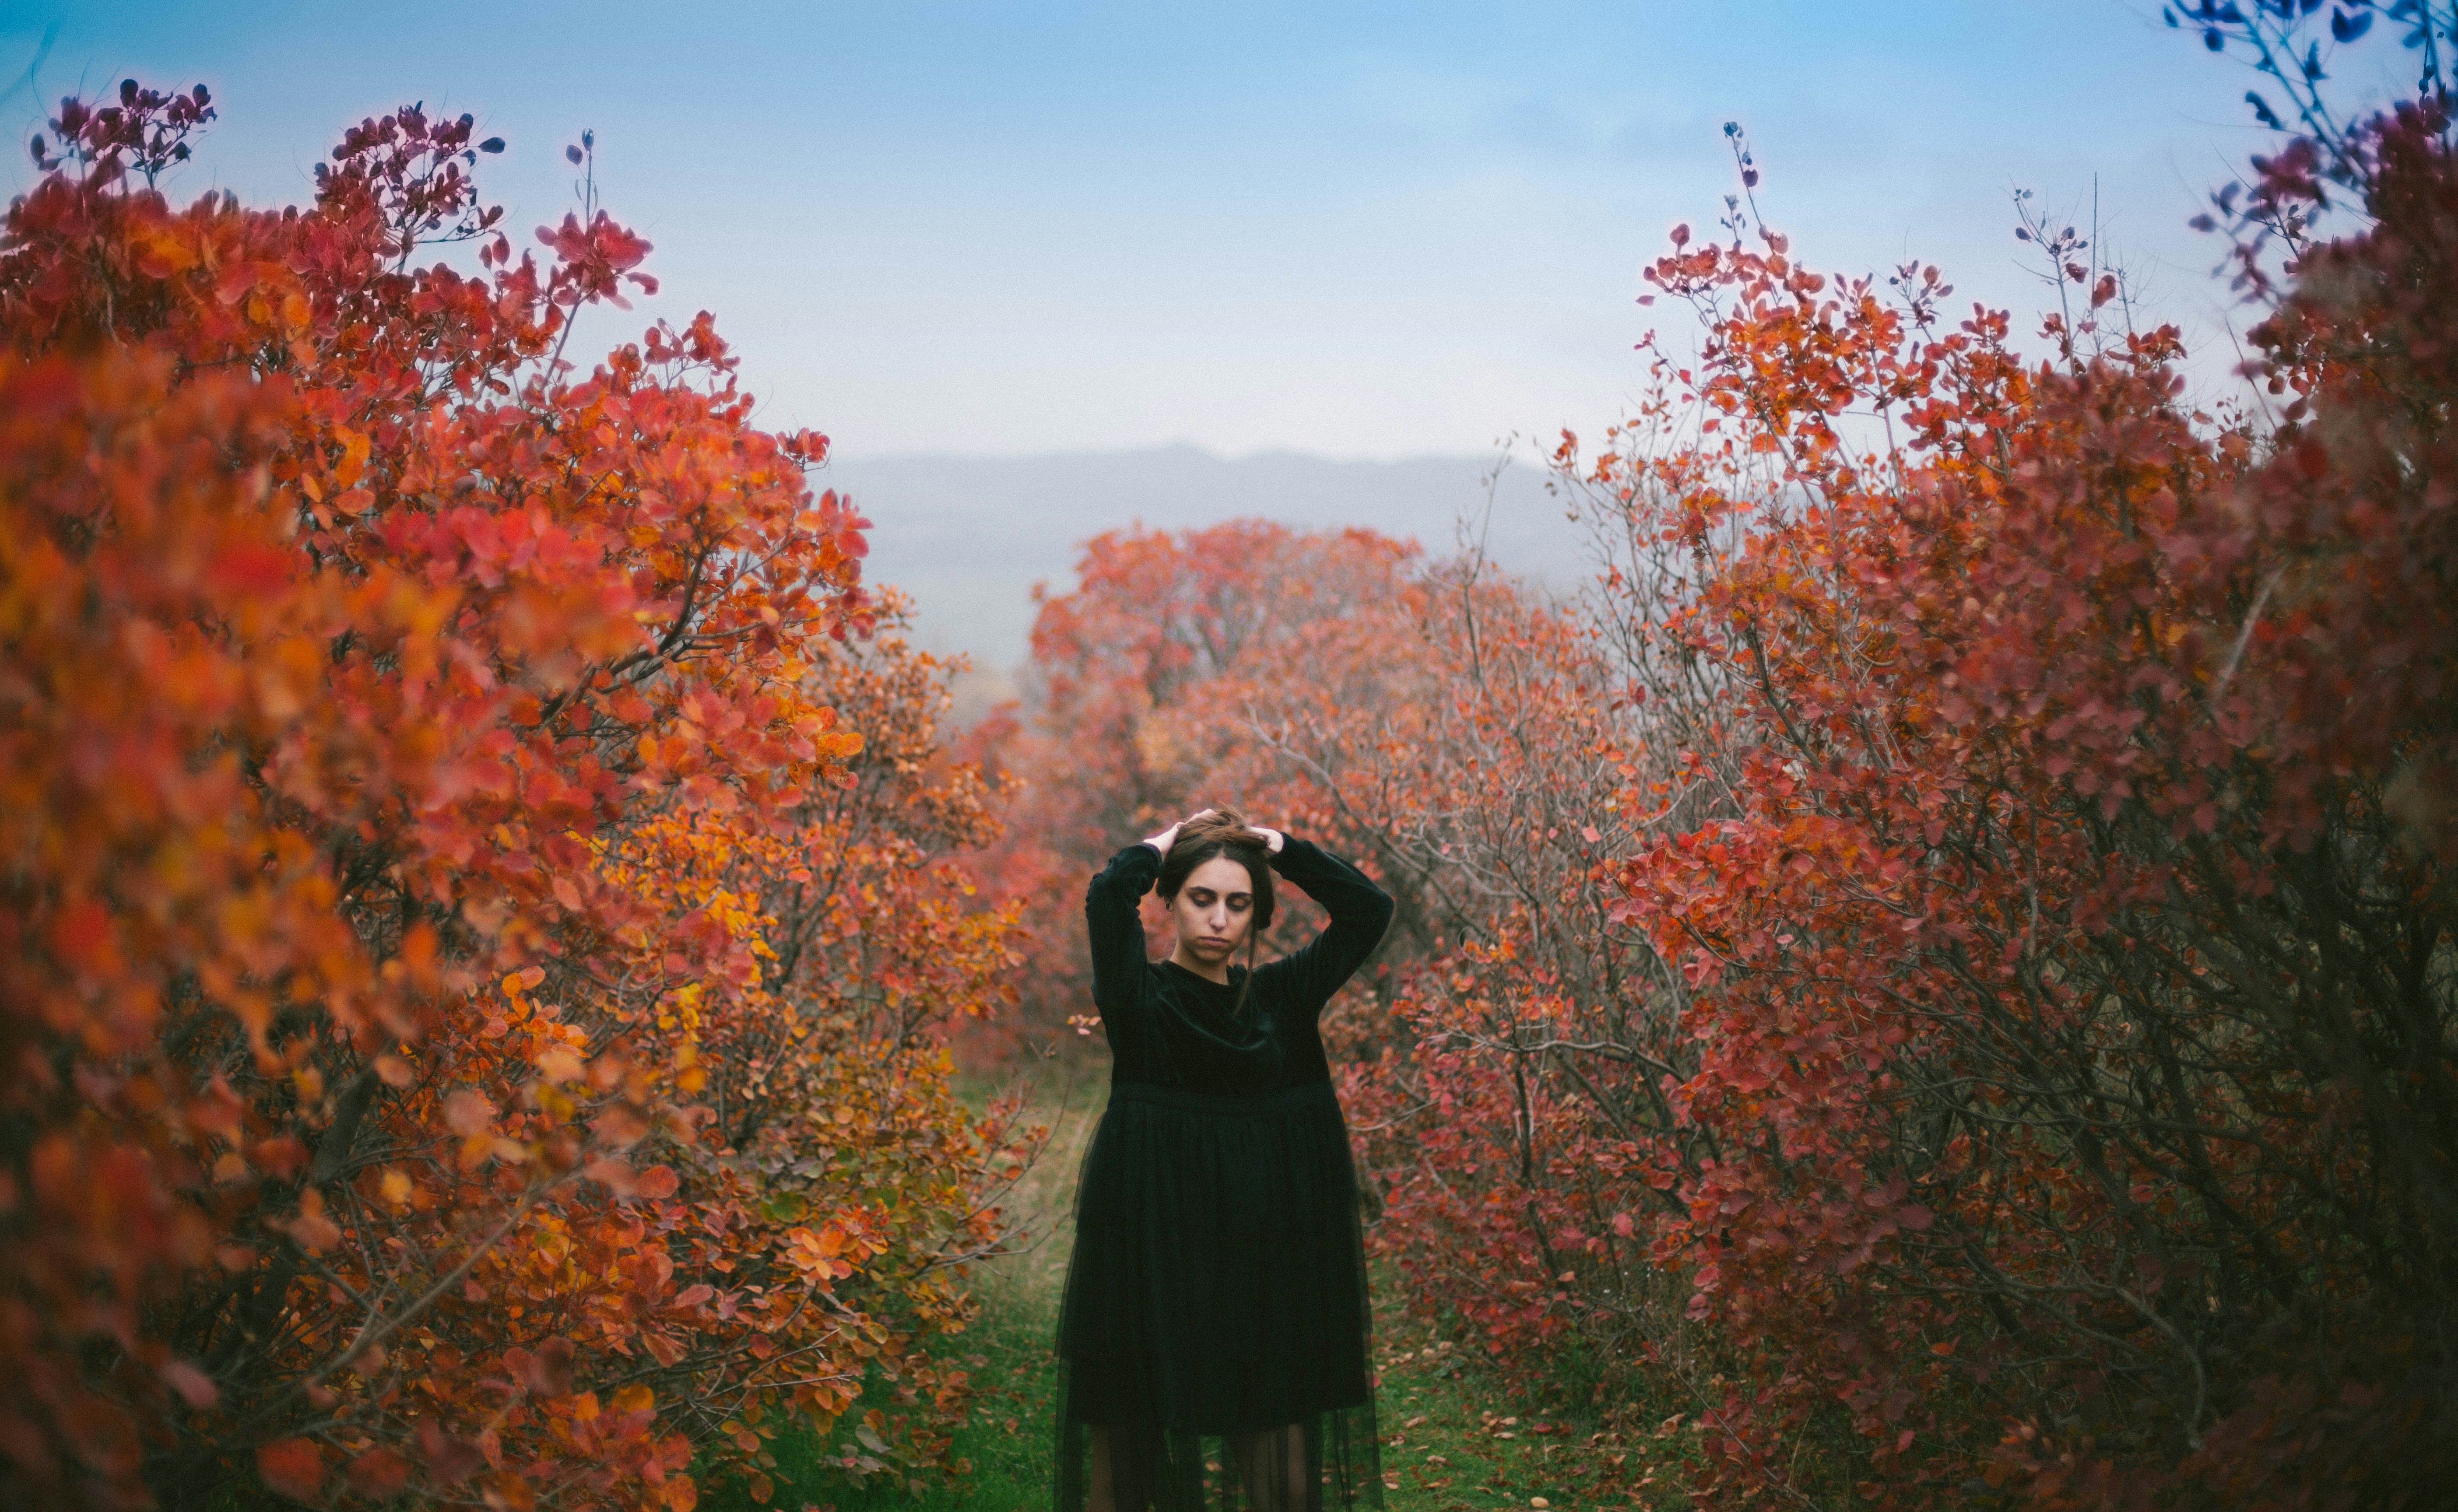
xmin=1166 ymin=944 xmax=1234 ymax=985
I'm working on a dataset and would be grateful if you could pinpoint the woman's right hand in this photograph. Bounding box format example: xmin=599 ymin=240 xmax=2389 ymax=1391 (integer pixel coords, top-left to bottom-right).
xmin=1143 ymin=807 xmax=1218 ymax=860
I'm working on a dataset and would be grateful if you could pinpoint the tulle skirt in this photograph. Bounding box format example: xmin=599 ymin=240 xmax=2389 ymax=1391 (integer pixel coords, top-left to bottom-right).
xmin=1052 ymin=1078 xmax=1383 ymax=1512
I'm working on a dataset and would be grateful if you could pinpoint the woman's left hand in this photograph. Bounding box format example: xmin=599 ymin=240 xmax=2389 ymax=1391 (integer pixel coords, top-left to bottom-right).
xmin=1144 ymin=807 xmax=1217 ymax=860
xmin=1248 ymin=824 xmax=1285 ymax=854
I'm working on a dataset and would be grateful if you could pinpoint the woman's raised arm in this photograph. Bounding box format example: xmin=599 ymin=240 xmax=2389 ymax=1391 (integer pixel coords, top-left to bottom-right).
xmin=1084 ymin=841 xmax=1163 ymax=1016
xmin=1254 ymin=835 xmax=1395 ymax=1015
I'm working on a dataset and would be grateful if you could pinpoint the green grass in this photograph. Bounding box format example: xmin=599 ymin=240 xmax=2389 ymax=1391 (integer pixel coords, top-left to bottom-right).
xmin=698 ymin=1060 xmax=1702 ymax=1512
xmin=1362 ymin=1283 xmax=1704 ymax=1512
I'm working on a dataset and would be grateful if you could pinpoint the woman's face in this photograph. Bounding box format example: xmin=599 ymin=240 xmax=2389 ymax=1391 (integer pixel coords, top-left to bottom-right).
xmin=1168 ymin=855 xmax=1256 ymax=968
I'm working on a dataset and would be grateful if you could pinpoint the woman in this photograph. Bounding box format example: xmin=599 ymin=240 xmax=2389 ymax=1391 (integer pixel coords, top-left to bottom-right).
xmin=1053 ymin=807 xmax=1397 ymax=1512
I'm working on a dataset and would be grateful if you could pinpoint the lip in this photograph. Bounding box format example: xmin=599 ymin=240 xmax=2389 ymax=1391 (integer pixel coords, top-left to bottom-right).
xmin=1198 ymin=938 xmax=1233 ymax=950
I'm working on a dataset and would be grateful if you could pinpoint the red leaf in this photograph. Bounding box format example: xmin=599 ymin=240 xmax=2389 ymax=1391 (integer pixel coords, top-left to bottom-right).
xmin=257 ymin=1438 xmax=326 ymax=1501
xmin=206 ymin=541 xmax=294 ymax=597
xmin=282 ymin=1189 xmax=342 ymax=1252
xmin=162 ymin=1359 xmax=218 ymax=1410
xmin=528 ymin=1337 xmax=576 ymax=1396
xmin=48 ymin=899 xmax=114 ymax=974
xmin=442 ymin=1089 xmax=495 ymax=1136
xmin=415 ymin=1420 xmax=486 ymax=1486
xmin=347 ymin=1446 xmax=414 ymax=1500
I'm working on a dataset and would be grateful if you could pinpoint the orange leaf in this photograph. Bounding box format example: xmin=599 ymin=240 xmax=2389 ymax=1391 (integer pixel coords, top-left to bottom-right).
xmin=583 ymin=1158 xmax=639 ymax=1197
xmin=283 ymin=1190 xmax=342 ymax=1252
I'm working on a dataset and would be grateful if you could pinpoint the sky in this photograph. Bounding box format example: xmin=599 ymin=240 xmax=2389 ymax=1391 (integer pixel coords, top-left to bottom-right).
xmin=5 ymin=0 xmax=2392 ymax=471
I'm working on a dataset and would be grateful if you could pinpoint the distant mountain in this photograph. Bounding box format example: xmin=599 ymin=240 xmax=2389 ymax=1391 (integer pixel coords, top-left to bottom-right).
xmin=822 ymin=444 xmax=1595 ymax=678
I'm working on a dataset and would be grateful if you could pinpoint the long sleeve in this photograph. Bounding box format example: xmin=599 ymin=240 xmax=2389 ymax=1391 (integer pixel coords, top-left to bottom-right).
xmin=1085 ymin=841 xmax=1162 ymax=1017
xmin=1255 ymin=835 xmax=1394 ymax=1016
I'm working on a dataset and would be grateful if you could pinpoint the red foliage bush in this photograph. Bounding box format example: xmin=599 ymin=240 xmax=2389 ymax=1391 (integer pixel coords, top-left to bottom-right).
xmin=1 ymin=85 xmax=1029 ymax=1510
xmin=1570 ymin=109 xmax=2452 ymax=1509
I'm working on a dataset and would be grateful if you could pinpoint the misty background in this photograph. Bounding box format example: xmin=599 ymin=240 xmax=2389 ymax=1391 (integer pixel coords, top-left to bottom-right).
xmin=13 ymin=0 xmax=2404 ymax=716
xmin=832 ymin=445 xmax=1578 ymax=706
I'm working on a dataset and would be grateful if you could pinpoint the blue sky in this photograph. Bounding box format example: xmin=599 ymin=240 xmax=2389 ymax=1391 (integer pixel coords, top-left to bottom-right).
xmin=0 ymin=3 xmax=2396 ymax=463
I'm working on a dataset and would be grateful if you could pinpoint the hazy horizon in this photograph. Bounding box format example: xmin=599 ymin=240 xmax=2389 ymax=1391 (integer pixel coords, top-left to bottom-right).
xmin=830 ymin=442 xmax=1588 ymax=699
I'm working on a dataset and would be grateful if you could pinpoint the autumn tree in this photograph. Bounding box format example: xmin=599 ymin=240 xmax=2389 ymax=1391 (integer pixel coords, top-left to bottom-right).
xmin=1 ymin=84 xmax=1029 ymax=1511
xmin=1550 ymin=98 xmax=2457 ymax=1512
xmin=970 ymin=520 xmax=1423 ymax=1042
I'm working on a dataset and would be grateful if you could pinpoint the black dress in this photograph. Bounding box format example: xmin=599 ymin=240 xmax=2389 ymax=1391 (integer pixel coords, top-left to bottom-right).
xmin=1052 ymin=836 xmax=1396 ymax=1512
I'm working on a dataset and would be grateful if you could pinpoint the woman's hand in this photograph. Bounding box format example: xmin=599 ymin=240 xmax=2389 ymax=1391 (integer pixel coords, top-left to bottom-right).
xmin=1142 ymin=807 xmax=1217 ymax=860
xmin=1248 ymin=824 xmax=1285 ymax=854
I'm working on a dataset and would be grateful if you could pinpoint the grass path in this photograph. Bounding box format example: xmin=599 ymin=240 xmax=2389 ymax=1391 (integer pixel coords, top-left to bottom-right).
xmin=701 ymin=1065 xmax=1697 ymax=1512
